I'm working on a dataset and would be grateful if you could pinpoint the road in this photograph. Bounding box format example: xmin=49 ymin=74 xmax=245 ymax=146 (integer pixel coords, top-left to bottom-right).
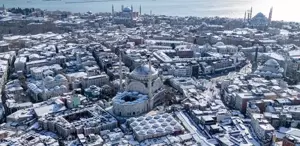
xmin=211 ymin=62 xmax=252 ymax=82
xmin=175 ymin=111 xmax=214 ymax=146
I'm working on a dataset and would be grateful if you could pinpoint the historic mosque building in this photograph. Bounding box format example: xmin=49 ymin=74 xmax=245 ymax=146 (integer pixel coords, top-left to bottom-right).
xmin=112 ymin=5 xmax=140 ymax=27
xmin=27 ymin=74 xmax=69 ymax=101
xmin=250 ymin=12 xmax=270 ymax=29
xmin=244 ymin=7 xmax=273 ymax=30
xmin=112 ymin=61 xmax=165 ymax=117
xmin=254 ymin=59 xmax=284 ymax=78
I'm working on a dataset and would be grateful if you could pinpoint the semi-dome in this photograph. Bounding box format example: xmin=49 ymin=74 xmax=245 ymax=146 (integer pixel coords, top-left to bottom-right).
xmin=215 ymin=42 xmax=225 ymax=46
xmin=55 ymin=74 xmax=67 ymax=81
xmin=60 ymin=85 xmax=67 ymax=90
xmin=123 ymin=7 xmax=132 ymax=12
xmin=44 ymin=76 xmax=54 ymax=82
xmin=264 ymin=59 xmax=280 ymax=67
xmin=54 ymin=86 xmax=60 ymax=90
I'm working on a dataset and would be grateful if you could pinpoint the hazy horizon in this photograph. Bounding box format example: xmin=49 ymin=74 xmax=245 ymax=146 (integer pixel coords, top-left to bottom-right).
xmin=1 ymin=0 xmax=300 ymax=22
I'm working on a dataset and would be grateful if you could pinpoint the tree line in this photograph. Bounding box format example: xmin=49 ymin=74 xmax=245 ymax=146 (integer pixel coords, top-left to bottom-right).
xmin=8 ymin=7 xmax=35 ymax=15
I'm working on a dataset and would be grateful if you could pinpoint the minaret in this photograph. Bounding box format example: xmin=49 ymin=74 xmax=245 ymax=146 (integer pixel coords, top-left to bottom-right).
xmin=131 ymin=5 xmax=133 ymax=12
xmin=119 ymin=52 xmax=123 ymax=91
xmin=250 ymin=7 xmax=253 ymax=19
xmin=244 ymin=11 xmax=247 ymax=22
xmin=125 ymin=73 xmax=128 ymax=90
xmin=252 ymin=43 xmax=259 ymax=73
xmin=139 ymin=5 xmax=142 ymax=15
xmin=121 ymin=5 xmax=124 ymax=11
xmin=2 ymin=4 xmax=6 ymax=15
xmin=42 ymin=76 xmax=46 ymax=101
xmin=268 ymin=7 xmax=273 ymax=24
xmin=284 ymin=52 xmax=288 ymax=77
xmin=247 ymin=11 xmax=250 ymax=22
xmin=148 ymin=58 xmax=152 ymax=99
xmin=112 ymin=4 xmax=114 ymax=15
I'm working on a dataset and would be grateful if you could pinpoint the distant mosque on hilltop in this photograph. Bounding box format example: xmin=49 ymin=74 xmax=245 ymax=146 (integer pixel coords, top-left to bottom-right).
xmin=244 ymin=7 xmax=273 ymax=30
xmin=112 ymin=5 xmax=142 ymax=27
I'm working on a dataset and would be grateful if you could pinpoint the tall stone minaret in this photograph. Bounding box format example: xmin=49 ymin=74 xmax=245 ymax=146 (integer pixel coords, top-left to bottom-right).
xmin=148 ymin=58 xmax=152 ymax=99
xmin=252 ymin=43 xmax=259 ymax=73
xmin=131 ymin=5 xmax=133 ymax=12
xmin=121 ymin=5 xmax=124 ymax=11
xmin=247 ymin=11 xmax=251 ymax=22
xmin=2 ymin=4 xmax=6 ymax=15
xmin=112 ymin=4 xmax=114 ymax=15
xmin=139 ymin=5 xmax=142 ymax=15
xmin=244 ymin=11 xmax=247 ymax=22
xmin=250 ymin=7 xmax=253 ymax=19
xmin=268 ymin=7 xmax=273 ymax=24
xmin=283 ymin=51 xmax=288 ymax=77
xmin=119 ymin=52 xmax=123 ymax=91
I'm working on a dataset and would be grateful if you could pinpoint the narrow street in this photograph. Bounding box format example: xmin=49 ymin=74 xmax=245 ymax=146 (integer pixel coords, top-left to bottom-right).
xmin=175 ymin=110 xmax=214 ymax=146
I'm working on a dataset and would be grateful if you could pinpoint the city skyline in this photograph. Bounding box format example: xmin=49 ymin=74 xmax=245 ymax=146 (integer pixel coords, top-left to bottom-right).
xmin=0 ymin=2 xmax=300 ymax=146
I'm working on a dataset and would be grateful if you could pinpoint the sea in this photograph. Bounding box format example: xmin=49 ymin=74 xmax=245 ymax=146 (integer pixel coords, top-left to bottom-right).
xmin=1 ymin=0 xmax=300 ymax=22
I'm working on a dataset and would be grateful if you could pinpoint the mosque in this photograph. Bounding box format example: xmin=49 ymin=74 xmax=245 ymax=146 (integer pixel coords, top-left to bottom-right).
xmin=112 ymin=5 xmax=141 ymax=27
xmin=244 ymin=7 xmax=273 ymax=30
xmin=254 ymin=59 xmax=284 ymax=79
xmin=27 ymin=74 xmax=69 ymax=101
xmin=112 ymin=60 xmax=165 ymax=117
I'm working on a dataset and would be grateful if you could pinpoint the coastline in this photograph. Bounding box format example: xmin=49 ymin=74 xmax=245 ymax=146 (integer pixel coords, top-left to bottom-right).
xmin=1 ymin=0 xmax=298 ymax=22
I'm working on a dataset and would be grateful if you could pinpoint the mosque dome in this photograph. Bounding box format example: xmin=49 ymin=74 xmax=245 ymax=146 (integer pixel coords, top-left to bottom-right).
xmin=264 ymin=59 xmax=280 ymax=67
xmin=200 ymin=22 xmax=208 ymax=28
xmin=254 ymin=12 xmax=267 ymax=18
xmin=123 ymin=7 xmax=132 ymax=12
xmin=44 ymin=76 xmax=54 ymax=82
xmin=55 ymin=74 xmax=67 ymax=81
xmin=54 ymin=86 xmax=60 ymax=91
xmin=215 ymin=42 xmax=225 ymax=46
xmin=129 ymin=64 xmax=158 ymax=80
xmin=60 ymin=85 xmax=67 ymax=90
xmin=251 ymin=12 xmax=269 ymax=26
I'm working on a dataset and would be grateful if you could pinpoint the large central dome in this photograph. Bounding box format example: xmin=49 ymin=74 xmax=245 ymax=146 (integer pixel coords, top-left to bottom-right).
xmin=129 ymin=64 xmax=158 ymax=81
xmin=123 ymin=7 xmax=132 ymax=12
xmin=132 ymin=64 xmax=156 ymax=75
xmin=251 ymin=12 xmax=269 ymax=26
